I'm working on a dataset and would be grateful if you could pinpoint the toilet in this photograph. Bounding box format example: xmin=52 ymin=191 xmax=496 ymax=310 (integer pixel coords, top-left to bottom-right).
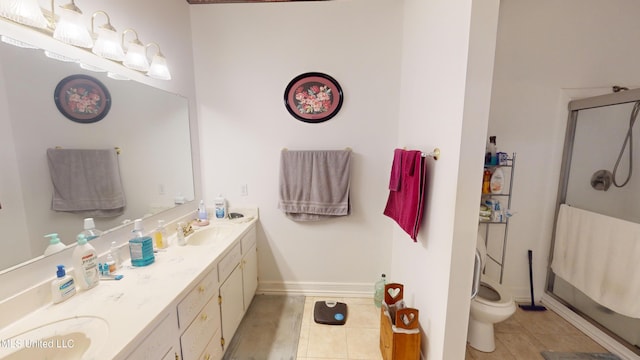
xmin=467 ymin=232 xmax=516 ymax=352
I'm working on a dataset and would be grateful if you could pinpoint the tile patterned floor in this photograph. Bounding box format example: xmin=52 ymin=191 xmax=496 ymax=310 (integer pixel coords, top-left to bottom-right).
xmin=466 ymin=305 xmax=609 ymax=359
xmin=297 ymin=297 xmax=383 ymax=360
xmin=295 ymin=297 xmax=609 ymax=360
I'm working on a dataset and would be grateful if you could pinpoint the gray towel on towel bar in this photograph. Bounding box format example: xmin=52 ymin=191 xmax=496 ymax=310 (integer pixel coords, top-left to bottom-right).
xmin=278 ymin=149 xmax=351 ymax=221
xmin=47 ymin=148 xmax=126 ymax=217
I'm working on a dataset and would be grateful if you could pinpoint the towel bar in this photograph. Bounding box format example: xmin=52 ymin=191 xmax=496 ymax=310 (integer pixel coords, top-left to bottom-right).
xmin=55 ymin=146 xmax=121 ymax=155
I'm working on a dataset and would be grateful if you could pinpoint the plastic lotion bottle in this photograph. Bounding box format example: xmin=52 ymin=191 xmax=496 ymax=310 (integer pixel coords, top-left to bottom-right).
xmin=154 ymin=220 xmax=168 ymax=249
xmin=490 ymin=167 xmax=505 ymax=194
xmin=51 ymin=265 xmax=76 ymax=304
xmin=214 ymin=194 xmax=226 ymax=219
xmin=129 ymin=219 xmax=155 ymax=267
xmin=72 ymin=234 xmax=100 ymax=290
xmin=80 ymin=218 xmax=103 ymax=241
xmin=374 ymin=273 xmax=387 ymax=308
xmin=44 ymin=233 xmax=66 ymax=256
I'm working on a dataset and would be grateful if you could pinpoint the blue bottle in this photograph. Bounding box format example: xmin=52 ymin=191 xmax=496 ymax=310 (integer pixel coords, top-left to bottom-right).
xmin=129 ymin=219 xmax=155 ymax=267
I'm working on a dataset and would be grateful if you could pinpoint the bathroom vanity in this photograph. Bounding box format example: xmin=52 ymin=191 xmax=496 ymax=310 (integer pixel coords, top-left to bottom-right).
xmin=0 ymin=211 xmax=258 ymax=360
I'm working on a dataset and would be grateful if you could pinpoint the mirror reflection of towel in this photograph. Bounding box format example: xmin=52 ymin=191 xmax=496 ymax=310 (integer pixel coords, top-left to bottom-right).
xmin=47 ymin=148 xmax=126 ymax=217
xmin=278 ymin=150 xmax=351 ymax=221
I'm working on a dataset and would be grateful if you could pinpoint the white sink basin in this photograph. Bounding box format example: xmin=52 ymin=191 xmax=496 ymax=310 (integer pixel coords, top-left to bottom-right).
xmin=0 ymin=316 xmax=109 ymax=360
xmin=188 ymin=225 xmax=235 ymax=246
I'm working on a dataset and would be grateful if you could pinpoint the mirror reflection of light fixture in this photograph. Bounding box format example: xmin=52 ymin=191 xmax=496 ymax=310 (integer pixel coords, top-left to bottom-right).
xmin=0 ymin=0 xmax=48 ymax=29
xmin=107 ymin=71 xmax=129 ymax=81
xmin=122 ymin=28 xmax=149 ymax=72
xmin=44 ymin=49 xmax=78 ymax=63
xmin=1 ymin=35 xmax=38 ymax=49
xmin=145 ymin=42 xmax=171 ymax=80
xmin=80 ymin=62 xmax=106 ymax=72
xmin=51 ymin=0 xmax=93 ymax=49
xmin=91 ymin=11 xmax=124 ymax=61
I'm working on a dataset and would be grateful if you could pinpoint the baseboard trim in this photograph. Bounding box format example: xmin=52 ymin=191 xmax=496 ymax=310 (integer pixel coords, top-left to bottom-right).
xmin=257 ymin=281 xmax=373 ymax=298
xmin=541 ymin=294 xmax=639 ymax=360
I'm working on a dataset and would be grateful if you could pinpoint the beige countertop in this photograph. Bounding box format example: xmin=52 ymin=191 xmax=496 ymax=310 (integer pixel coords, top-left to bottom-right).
xmin=0 ymin=212 xmax=257 ymax=360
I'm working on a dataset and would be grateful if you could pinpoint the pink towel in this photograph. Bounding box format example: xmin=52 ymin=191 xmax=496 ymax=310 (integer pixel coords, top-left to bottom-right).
xmin=383 ymin=149 xmax=427 ymax=241
xmin=389 ymin=148 xmax=403 ymax=191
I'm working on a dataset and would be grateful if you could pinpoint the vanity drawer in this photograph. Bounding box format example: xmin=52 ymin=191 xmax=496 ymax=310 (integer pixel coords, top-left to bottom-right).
xmin=240 ymin=226 xmax=256 ymax=254
xmin=218 ymin=242 xmax=241 ymax=282
xmin=180 ymin=296 xmax=221 ymax=360
xmin=199 ymin=335 xmax=224 ymax=360
xmin=177 ymin=268 xmax=218 ymax=329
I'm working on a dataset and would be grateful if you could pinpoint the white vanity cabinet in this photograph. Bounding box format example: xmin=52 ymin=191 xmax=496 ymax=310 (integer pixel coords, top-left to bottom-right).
xmin=218 ymin=225 xmax=257 ymax=349
xmin=178 ymin=267 xmax=222 ymax=360
xmin=125 ymin=310 xmax=180 ymax=360
xmin=241 ymin=227 xmax=258 ymax=309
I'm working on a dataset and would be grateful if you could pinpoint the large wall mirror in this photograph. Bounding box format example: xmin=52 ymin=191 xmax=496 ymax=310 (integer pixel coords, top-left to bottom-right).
xmin=0 ymin=40 xmax=195 ymax=272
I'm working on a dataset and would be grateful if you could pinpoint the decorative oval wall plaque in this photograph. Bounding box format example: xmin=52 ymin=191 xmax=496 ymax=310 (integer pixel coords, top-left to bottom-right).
xmin=54 ymin=74 xmax=111 ymax=123
xmin=284 ymin=72 xmax=343 ymax=123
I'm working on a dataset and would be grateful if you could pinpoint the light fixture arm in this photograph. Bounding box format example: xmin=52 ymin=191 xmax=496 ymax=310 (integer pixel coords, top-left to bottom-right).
xmin=145 ymin=42 xmax=164 ymax=58
xmin=122 ymin=28 xmax=143 ymax=49
xmin=91 ymin=11 xmax=116 ymax=34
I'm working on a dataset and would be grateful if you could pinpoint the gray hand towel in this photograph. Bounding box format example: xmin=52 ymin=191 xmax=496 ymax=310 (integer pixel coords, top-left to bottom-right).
xmin=278 ymin=149 xmax=351 ymax=221
xmin=47 ymin=148 xmax=126 ymax=217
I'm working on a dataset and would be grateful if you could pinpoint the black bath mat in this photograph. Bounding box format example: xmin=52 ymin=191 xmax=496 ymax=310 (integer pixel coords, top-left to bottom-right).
xmin=541 ymin=351 xmax=621 ymax=360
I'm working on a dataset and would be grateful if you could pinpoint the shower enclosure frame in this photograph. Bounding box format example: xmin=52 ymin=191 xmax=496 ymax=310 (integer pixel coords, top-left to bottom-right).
xmin=546 ymin=87 xmax=640 ymax=355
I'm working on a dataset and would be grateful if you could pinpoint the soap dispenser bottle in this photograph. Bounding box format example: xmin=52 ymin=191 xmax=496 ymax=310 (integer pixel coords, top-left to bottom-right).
xmin=44 ymin=233 xmax=66 ymax=256
xmin=129 ymin=219 xmax=155 ymax=267
xmin=80 ymin=218 xmax=103 ymax=241
xmin=72 ymin=234 xmax=99 ymax=290
xmin=51 ymin=265 xmax=76 ymax=304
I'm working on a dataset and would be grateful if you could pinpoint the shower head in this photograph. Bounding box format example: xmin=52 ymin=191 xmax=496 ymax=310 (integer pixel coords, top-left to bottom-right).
xmin=591 ymin=169 xmax=613 ymax=191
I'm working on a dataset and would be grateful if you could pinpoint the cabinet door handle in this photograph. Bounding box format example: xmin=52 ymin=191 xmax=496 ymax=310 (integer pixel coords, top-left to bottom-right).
xmin=201 ymin=313 xmax=208 ymax=321
xmin=204 ymin=354 xmax=211 ymax=360
xmin=198 ymin=285 xmax=206 ymax=293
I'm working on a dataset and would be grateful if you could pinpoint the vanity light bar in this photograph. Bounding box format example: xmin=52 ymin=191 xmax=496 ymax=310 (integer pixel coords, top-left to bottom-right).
xmin=0 ymin=3 xmax=172 ymax=80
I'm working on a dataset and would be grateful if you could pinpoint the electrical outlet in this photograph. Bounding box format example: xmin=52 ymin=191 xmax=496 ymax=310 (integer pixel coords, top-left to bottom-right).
xmin=241 ymin=184 xmax=248 ymax=196
xmin=158 ymin=184 xmax=165 ymax=195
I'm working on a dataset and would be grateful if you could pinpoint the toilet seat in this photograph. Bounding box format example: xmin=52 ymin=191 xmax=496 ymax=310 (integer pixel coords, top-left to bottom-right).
xmin=474 ymin=276 xmax=513 ymax=308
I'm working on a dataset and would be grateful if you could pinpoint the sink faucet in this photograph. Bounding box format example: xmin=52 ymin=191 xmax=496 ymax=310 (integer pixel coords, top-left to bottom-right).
xmin=176 ymin=222 xmax=194 ymax=246
xmin=180 ymin=222 xmax=194 ymax=237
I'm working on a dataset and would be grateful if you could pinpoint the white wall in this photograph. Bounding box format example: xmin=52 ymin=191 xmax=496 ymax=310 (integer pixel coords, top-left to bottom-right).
xmin=191 ymin=0 xmax=501 ymax=358
xmin=489 ymin=0 xmax=640 ymax=303
xmin=190 ymin=0 xmax=403 ymax=295
xmin=392 ymin=0 xmax=499 ymax=358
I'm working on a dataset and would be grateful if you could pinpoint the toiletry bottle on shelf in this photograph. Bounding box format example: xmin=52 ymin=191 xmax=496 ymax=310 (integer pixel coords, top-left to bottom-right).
xmin=79 ymin=218 xmax=103 ymax=241
xmin=488 ymin=136 xmax=498 ymax=165
xmin=214 ymin=194 xmax=227 ymax=219
xmin=129 ymin=219 xmax=155 ymax=267
xmin=72 ymin=234 xmax=100 ymax=290
xmin=51 ymin=265 xmax=76 ymax=304
xmin=374 ymin=273 xmax=386 ymax=308
xmin=482 ymin=168 xmax=492 ymax=194
xmin=44 ymin=233 xmax=66 ymax=256
xmin=490 ymin=167 xmax=505 ymax=194
xmin=154 ymin=220 xmax=168 ymax=249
